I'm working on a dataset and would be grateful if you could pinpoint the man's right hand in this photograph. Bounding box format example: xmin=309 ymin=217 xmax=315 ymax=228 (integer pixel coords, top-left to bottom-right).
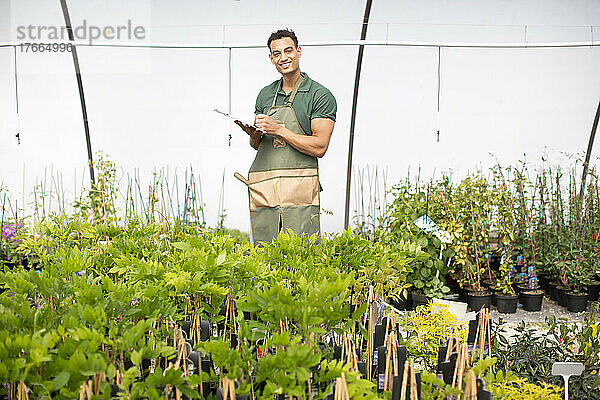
xmin=234 ymin=120 xmax=262 ymax=150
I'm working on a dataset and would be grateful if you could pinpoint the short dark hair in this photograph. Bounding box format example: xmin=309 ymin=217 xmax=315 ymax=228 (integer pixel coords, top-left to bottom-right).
xmin=267 ymin=29 xmax=298 ymax=51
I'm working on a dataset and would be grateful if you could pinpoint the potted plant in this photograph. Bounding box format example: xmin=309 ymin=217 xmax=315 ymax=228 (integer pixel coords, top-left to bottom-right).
xmin=447 ymin=176 xmax=493 ymax=311
xmin=385 ymin=182 xmax=454 ymax=307
xmin=512 ymin=165 xmax=544 ymax=311
xmin=490 ymin=165 xmax=520 ymax=313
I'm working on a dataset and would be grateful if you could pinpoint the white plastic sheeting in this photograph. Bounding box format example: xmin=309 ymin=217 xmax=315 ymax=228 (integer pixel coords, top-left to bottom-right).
xmin=1 ymin=0 xmax=600 ymax=233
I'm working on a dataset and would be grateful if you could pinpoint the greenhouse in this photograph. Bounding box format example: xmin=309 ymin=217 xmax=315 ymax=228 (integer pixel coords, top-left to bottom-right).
xmin=1 ymin=0 xmax=600 ymax=399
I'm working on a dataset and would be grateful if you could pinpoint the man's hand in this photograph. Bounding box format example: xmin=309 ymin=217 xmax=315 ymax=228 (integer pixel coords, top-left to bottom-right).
xmin=255 ymin=114 xmax=284 ymax=136
xmin=234 ymin=120 xmax=262 ymax=150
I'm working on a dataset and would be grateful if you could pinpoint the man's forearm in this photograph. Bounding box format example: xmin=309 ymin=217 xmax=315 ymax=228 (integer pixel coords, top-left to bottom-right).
xmin=276 ymin=127 xmax=328 ymax=158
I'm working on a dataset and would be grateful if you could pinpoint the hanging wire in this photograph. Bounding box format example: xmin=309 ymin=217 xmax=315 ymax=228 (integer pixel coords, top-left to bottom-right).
xmin=13 ymin=47 xmax=20 ymax=144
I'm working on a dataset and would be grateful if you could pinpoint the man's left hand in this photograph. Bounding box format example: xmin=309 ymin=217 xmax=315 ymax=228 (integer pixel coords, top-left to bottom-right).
xmin=255 ymin=114 xmax=284 ymax=136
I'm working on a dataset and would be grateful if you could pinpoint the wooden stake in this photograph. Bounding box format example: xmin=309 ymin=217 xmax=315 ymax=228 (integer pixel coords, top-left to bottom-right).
xmin=445 ymin=335 xmax=454 ymax=362
xmin=409 ymin=359 xmax=418 ymax=400
xmin=400 ymin=358 xmax=409 ymax=400
xmin=341 ymin=334 xmax=347 ymax=363
xmin=463 ymin=370 xmax=477 ymax=400
xmin=458 ymin=345 xmax=466 ymax=395
xmin=222 ymin=378 xmax=229 ymax=400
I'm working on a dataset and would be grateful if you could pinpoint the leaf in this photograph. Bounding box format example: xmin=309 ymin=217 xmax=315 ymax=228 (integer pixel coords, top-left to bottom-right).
xmin=106 ymin=364 xmax=117 ymax=380
xmin=172 ymin=241 xmax=193 ymax=252
xmin=351 ymin=302 xmax=368 ymax=321
xmin=131 ymin=349 xmax=143 ymax=366
xmin=309 ymin=327 xmax=327 ymax=335
xmin=178 ymin=385 xmax=200 ymax=399
xmin=216 ymin=251 xmax=227 ymax=266
xmin=52 ymin=371 xmax=70 ymax=390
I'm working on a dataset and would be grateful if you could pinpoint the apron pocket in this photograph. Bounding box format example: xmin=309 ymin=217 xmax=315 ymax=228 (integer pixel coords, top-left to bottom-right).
xmin=277 ymin=175 xmax=319 ymax=207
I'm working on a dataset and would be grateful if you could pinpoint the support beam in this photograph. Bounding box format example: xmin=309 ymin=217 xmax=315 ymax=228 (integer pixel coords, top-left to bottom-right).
xmin=59 ymin=0 xmax=95 ymax=186
xmin=578 ymin=98 xmax=600 ymax=207
xmin=344 ymin=0 xmax=373 ymax=230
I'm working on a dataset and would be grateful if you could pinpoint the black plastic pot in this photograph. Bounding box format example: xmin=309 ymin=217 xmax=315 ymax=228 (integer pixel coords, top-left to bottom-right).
xmin=538 ymin=273 xmax=549 ymax=291
xmin=495 ymin=293 xmax=519 ymax=314
xmin=547 ymin=281 xmax=559 ymax=301
xmin=466 ymin=290 xmax=492 ymax=312
xmin=489 ymin=286 xmax=498 ymax=307
xmin=587 ymin=281 xmax=600 ymax=302
xmin=520 ymin=290 xmax=544 ymax=311
xmin=515 ymin=283 xmax=529 ymax=295
xmin=411 ymin=291 xmax=429 ymax=310
xmin=458 ymin=285 xmax=472 ymax=302
xmin=387 ymin=293 xmax=411 ymax=311
xmin=558 ymin=287 xmax=569 ymax=307
xmin=481 ymin=278 xmax=497 ymax=289
xmin=567 ymin=292 xmax=588 ymax=313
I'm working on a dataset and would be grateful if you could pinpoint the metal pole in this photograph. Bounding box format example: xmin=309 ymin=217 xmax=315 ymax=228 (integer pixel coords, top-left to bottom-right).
xmin=344 ymin=0 xmax=373 ymax=230
xmin=59 ymin=0 xmax=95 ymax=186
xmin=228 ymin=47 xmax=232 ymax=146
xmin=578 ymin=98 xmax=600 ymax=207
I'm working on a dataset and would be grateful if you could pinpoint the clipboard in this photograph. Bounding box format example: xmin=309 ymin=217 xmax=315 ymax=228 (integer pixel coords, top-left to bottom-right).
xmin=213 ymin=109 xmax=265 ymax=133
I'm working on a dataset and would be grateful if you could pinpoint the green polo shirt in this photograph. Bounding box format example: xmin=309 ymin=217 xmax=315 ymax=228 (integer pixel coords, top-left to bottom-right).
xmin=254 ymin=72 xmax=337 ymax=136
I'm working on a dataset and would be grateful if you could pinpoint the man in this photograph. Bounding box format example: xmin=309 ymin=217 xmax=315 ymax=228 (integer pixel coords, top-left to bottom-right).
xmin=235 ymin=28 xmax=336 ymax=244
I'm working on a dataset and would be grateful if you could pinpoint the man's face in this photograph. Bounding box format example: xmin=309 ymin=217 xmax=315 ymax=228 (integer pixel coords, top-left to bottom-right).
xmin=269 ymin=37 xmax=301 ymax=76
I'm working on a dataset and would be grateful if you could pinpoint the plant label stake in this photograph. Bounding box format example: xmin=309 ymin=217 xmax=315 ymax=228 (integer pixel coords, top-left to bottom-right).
xmin=552 ymin=362 xmax=583 ymax=400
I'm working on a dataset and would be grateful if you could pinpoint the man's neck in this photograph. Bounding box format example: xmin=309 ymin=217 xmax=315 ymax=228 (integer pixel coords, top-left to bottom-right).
xmin=281 ymin=70 xmax=302 ymax=93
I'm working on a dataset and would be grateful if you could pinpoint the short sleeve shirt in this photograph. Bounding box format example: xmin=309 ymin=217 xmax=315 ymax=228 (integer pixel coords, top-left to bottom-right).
xmin=255 ymin=73 xmax=336 ymax=136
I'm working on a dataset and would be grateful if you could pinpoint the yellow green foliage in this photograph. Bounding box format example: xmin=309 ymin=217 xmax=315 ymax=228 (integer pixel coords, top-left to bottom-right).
xmin=490 ymin=370 xmax=563 ymax=399
xmin=398 ymin=302 xmax=467 ymax=369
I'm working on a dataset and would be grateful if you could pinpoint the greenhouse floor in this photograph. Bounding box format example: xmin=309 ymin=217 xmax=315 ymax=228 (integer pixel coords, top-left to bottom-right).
xmin=490 ymin=297 xmax=589 ymax=325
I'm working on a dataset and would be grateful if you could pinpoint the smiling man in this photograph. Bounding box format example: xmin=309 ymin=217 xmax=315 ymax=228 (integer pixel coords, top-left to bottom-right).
xmin=235 ymin=28 xmax=337 ymax=244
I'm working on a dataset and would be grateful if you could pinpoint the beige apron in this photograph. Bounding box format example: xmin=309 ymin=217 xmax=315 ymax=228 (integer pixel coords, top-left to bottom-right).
xmin=245 ymin=74 xmax=320 ymax=243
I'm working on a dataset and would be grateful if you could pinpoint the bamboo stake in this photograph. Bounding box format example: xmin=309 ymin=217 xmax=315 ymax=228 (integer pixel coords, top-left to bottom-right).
xmin=384 ymin=333 xmax=392 ymax=391
xmin=342 ymin=373 xmax=349 ymax=400
xmin=384 ymin=331 xmax=399 ymax=391
xmin=451 ymin=345 xmax=460 ymax=389
xmin=385 ymin=310 xmax=392 ymax=343
xmin=223 ymin=378 xmax=229 ymax=400
xmin=409 ymin=359 xmax=418 ymax=400
xmin=18 ymin=381 xmax=29 ymax=400
xmin=334 ymin=373 xmax=349 ymax=400
xmin=79 ymin=383 xmax=85 ymax=400
xmin=400 ymin=358 xmax=409 ymax=400
xmin=487 ymin=310 xmax=492 ymax=361
xmin=471 ymin=317 xmax=481 ymax=364
xmin=341 ymin=334 xmax=346 ymax=364
xmin=481 ymin=308 xmax=489 ymax=360
xmin=463 ymin=370 xmax=477 ymax=400
xmin=366 ymin=286 xmax=374 ymax=380
xmin=445 ymin=334 xmax=455 ymax=361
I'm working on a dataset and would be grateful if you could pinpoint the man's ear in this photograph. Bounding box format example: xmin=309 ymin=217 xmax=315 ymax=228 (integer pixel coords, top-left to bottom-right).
xmin=297 ymin=46 xmax=302 ymax=58
xmin=269 ymin=52 xmax=274 ymax=64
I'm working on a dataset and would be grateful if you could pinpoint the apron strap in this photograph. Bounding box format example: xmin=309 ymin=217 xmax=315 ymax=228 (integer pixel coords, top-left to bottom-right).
xmin=271 ymin=73 xmax=305 ymax=108
xmin=288 ymin=74 xmax=304 ymax=104
xmin=271 ymin=80 xmax=280 ymax=108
